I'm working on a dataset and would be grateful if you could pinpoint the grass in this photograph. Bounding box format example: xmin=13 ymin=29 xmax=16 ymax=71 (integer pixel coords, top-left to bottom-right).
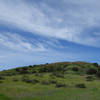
xmin=0 ymin=61 xmax=100 ymax=100
xmin=0 ymin=73 xmax=100 ymax=100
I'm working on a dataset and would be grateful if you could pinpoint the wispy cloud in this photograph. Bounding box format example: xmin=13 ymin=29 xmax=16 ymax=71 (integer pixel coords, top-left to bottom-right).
xmin=0 ymin=0 xmax=100 ymax=47
xmin=0 ymin=0 xmax=100 ymax=69
xmin=0 ymin=32 xmax=46 ymax=52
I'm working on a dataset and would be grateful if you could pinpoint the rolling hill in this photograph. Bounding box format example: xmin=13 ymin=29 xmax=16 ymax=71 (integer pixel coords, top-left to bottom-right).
xmin=0 ymin=61 xmax=100 ymax=100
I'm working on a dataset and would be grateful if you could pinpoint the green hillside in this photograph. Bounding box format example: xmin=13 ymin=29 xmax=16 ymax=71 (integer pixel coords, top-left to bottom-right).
xmin=0 ymin=61 xmax=100 ymax=100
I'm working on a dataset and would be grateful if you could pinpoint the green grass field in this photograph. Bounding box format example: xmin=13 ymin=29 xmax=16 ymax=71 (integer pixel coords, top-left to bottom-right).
xmin=0 ymin=74 xmax=100 ymax=100
xmin=0 ymin=62 xmax=100 ymax=100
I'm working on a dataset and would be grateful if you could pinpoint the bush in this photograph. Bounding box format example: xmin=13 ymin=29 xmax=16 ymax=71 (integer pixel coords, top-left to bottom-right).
xmin=96 ymin=71 xmax=100 ymax=78
xmin=17 ymin=67 xmax=28 ymax=74
xmin=49 ymin=73 xmax=55 ymax=79
xmin=25 ymin=80 xmax=33 ymax=83
xmin=32 ymin=79 xmax=40 ymax=84
xmin=93 ymin=63 xmax=99 ymax=67
xmin=25 ymin=79 xmax=39 ymax=84
xmin=75 ymin=83 xmax=86 ymax=88
xmin=86 ymin=76 xmax=95 ymax=81
xmin=55 ymin=83 xmax=66 ymax=88
xmin=49 ymin=79 xmax=57 ymax=84
xmin=87 ymin=68 xmax=97 ymax=75
xmin=41 ymin=80 xmax=50 ymax=85
xmin=29 ymin=65 xmax=33 ymax=68
xmin=22 ymin=75 xmax=29 ymax=82
xmin=22 ymin=75 xmax=40 ymax=84
xmin=12 ymin=78 xmax=19 ymax=82
xmin=34 ymin=73 xmax=44 ymax=77
xmin=52 ymin=72 xmax=64 ymax=78
xmin=34 ymin=73 xmax=40 ymax=76
xmin=0 ymin=76 xmax=5 ymax=80
xmin=0 ymin=81 xmax=3 ymax=83
xmin=72 ymin=67 xmax=79 ymax=71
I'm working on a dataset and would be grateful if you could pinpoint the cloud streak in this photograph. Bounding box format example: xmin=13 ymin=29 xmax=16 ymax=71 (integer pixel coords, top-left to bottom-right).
xmin=0 ymin=32 xmax=46 ymax=52
xmin=0 ymin=0 xmax=100 ymax=47
xmin=0 ymin=0 xmax=100 ymax=69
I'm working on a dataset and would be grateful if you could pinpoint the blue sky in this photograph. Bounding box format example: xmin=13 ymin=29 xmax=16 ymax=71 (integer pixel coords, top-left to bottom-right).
xmin=0 ymin=0 xmax=100 ymax=70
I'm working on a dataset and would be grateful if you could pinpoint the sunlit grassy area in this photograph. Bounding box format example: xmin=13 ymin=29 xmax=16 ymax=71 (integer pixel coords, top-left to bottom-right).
xmin=0 ymin=62 xmax=100 ymax=100
xmin=0 ymin=73 xmax=100 ymax=100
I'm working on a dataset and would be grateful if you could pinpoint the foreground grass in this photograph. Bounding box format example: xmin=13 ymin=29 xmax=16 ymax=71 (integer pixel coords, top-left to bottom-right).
xmin=0 ymin=73 xmax=100 ymax=100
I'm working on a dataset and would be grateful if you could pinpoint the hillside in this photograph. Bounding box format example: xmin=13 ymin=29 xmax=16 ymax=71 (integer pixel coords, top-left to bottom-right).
xmin=0 ymin=61 xmax=99 ymax=75
xmin=0 ymin=61 xmax=100 ymax=100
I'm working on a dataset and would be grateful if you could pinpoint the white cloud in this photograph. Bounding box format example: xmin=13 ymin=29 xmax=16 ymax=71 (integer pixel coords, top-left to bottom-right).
xmin=0 ymin=0 xmax=100 ymax=47
xmin=0 ymin=33 xmax=46 ymax=52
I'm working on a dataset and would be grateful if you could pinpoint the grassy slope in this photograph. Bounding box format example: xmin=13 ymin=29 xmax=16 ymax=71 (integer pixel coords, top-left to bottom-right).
xmin=0 ymin=61 xmax=100 ymax=100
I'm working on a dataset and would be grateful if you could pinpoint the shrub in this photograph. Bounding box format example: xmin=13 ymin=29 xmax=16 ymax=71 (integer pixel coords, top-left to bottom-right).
xmin=49 ymin=73 xmax=55 ymax=79
xmin=12 ymin=78 xmax=19 ymax=82
xmin=72 ymin=67 xmax=79 ymax=71
xmin=21 ymin=67 xmax=28 ymax=74
xmin=22 ymin=75 xmax=29 ymax=82
xmin=75 ymin=83 xmax=86 ymax=88
xmin=15 ymin=68 xmax=20 ymax=72
xmin=87 ymin=68 xmax=97 ymax=75
xmin=93 ymin=63 xmax=99 ymax=67
xmin=0 ymin=81 xmax=3 ymax=83
xmin=32 ymin=79 xmax=40 ymax=84
xmin=22 ymin=75 xmax=40 ymax=84
xmin=24 ymin=79 xmax=39 ymax=84
xmin=86 ymin=76 xmax=95 ymax=81
xmin=41 ymin=80 xmax=50 ymax=85
xmin=25 ymin=80 xmax=33 ymax=83
xmin=29 ymin=65 xmax=33 ymax=68
xmin=34 ymin=73 xmax=44 ymax=77
xmin=49 ymin=79 xmax=57 ymax=84
xmin=55 ymin=83 xmax=66 ymax=88
xmin=34 ymin=73 xmax=40 ymax=76
xmin=52 ymin=72 xmax=64 ymax=78
xmin=96 ymin=71 xmax=100 ymax=78
xmin=17 ymin=67 xmax=29 ymax=74
xmin=0 ymin=76 xmax=5 ymax=80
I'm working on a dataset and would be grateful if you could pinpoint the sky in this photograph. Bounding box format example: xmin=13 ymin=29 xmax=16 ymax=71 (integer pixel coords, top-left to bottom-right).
xmin=0 ymin=0 xmax=100 ymax=70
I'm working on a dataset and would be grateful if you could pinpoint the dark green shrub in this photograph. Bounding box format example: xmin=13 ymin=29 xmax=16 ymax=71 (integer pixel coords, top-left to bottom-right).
xmin=75 ymin=83 xmax=86 ymax=88
xmin=98 ymin=67 xmax=100 ymax=71
xmin=86 ymin=76 xmax=95 ymax=81
xmin=93 ymin=63 xmax=99 ymax=67
xmin=15 ymin=68 xmax=20 ymax=72
xmin=72 ymin=67 xmax=79 ymax=71
xmin=25 ymin=80 xmax=33 ymax=83
xmin=22 ymin=75 xmax=39 ymax=84
xmin=87 ymin=68 xmax=97 ymax=75
xmin=96 ymin=71 xmax=100 ymax=78
xmin=55 ymin=83 xmax=66 ymax=88
xmin=52 ymin=72 xmax=64 ymax=78
xmin=29 ymin=65 xmax=33 ymax=68
xmin=0 ymin=81 xmax=3 ymax=83
xmin=49 ymin=79 xmax=57 ymax=84
xmin=22 ymin=75 xmax=29 ymax=82
xmin=32 ymin=79 xmax=39 ymax=84
xmin=21 ymin=67 xmax=28 ymax=74
xmin=41 ymin=80 xmax=50 ymax=85
xmin=0 ymin=76 xmax=5 ymax=80
xmin=49 ymin=73 xmax=55 ymax=79
xmin=25 ymin=79 xmax=39 ymax=84
xmin=34 ymin=73 xmax=43 ymax=77
xmin=16 ymin=67 xmax=29 ymax=74
xmin=34 ymin=73 xmax=40 ymax=76
xmin=12 ymin=78 xmax=19 ymax=82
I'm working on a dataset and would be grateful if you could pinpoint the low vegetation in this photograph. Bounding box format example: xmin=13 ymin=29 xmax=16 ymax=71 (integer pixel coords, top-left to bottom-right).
xmin=0 ymin=61 xmax=100 ymax=100
xmin=75 ymin=83 xmax=86 ymax=88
